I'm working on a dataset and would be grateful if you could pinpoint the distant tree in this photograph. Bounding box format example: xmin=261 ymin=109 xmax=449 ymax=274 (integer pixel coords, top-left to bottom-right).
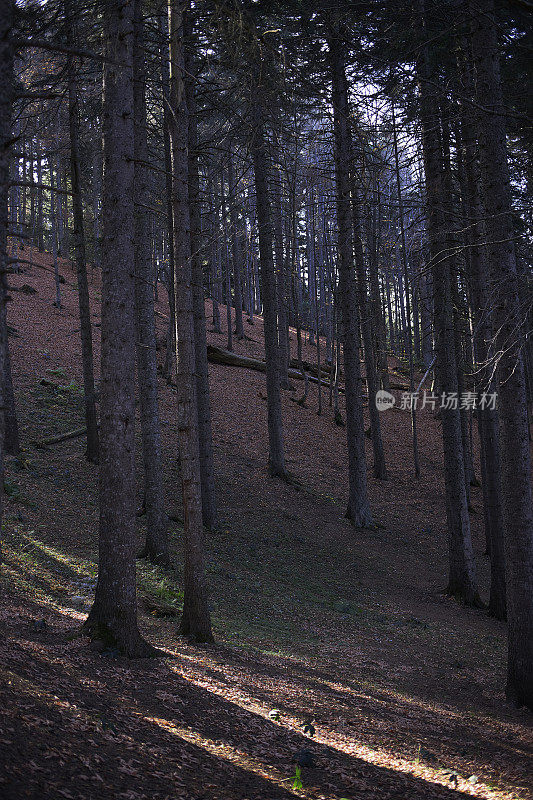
xmin=328 ymin=24 xmax=373 ymax=527
xmin=248 ymin=32 xmax=289 ymax=481
xmin=64 ymin=0 xmax=99 ymax=464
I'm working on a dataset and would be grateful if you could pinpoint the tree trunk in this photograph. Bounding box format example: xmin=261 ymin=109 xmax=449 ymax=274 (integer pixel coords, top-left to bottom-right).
xmin=250 ymin=57 xmax=288 ymax=481
xmin=271 ymin=161 xmax=290 ymax=388
xmin=351 ymin=178 xmax=387 ymax=481
xmin=65 ymin=0 xmax=99 ymax=464
xmin=133 ymin=0 xmax=169 ymax=567
xmin=84 ymin=0 xmax=155 ymax=657
xmin=184 ymin=6 xmax=218 ymax=530
xmin=158 ymin=8 xmax=177 ymax=383
xmin=329 ymin=31 xmax=373 ymax=527
xmin=470 ymin=0 xmax=533 ymax=707
xmin=417 ymin=0 xmax=480 ymax=605
xmin=168 ymin=0 xmax=213 ymax=642
xmin=391 ymin=100 xmax=419 ymax=478
xmin=0 ymin=0 xmax=14 ymax=549
xmin=227 ymin=148 xmax=244 ymax=339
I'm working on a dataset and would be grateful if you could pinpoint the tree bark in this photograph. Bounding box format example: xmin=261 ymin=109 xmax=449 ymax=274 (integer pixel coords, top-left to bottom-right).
xmin=250 ymin=55 xmax=288 ymax=481
xmin=158 ymin=8 xmax=177 ymax=383
xmin=184 ymin=6 xmax=218 ymax=531
xmin=351 ymin=177 xmax=387 ymax=480
xmin=470 ymin=0 xmax=533 ymax=707
xmin=84 ymin=0 xmax=155 ymax=657
xmin=227 ymin=148 xmax=245 ymax=339
xmin=0 ymin=0 xmax=14 ymax=550
xmin=168 ymin=0 xmax=213 ymax=642
xmin=133 ymin=0 xmax=169 ymax=567
xmin=416 ymin=0 xmax=480 ymax=605
xmin=329 ymin=30 xmax=373 ymax=526
xmin=65 ymin=0 xmax=99 ymax=464
xmin=391 ymin=99 xmax=419 ymax=478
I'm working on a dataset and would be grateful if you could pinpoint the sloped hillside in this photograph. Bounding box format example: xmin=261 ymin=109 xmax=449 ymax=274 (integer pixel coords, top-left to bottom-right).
xmin=0 ymin=251 xmax=531 ymax=800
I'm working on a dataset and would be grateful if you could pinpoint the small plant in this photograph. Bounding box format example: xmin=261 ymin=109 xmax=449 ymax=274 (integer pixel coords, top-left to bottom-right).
xmin=292 ymin=765 xmax=303 ymax=790
xmin=3 ymin=479 xmax=21 ymax=501
xmin=137 ymin=564 xmax=184 ymax=617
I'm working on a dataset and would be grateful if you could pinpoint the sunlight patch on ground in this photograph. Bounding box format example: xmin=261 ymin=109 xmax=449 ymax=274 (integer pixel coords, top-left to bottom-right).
xmin=147 ymin=715 xmax=315 ymax=799
xmin=165 ymin=658 xmax=515 ymax=800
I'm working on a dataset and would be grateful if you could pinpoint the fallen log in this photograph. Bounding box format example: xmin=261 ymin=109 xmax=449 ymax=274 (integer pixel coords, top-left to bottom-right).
xmin=289 ymin=356 xmax=336 ymax=378
xmin=206 ymin=344 xmax=409 ymax=393
xmin=206 ymin=344 xmax=337 ymax=391
xmin=32 ymin=426 xmax=89 ymax=448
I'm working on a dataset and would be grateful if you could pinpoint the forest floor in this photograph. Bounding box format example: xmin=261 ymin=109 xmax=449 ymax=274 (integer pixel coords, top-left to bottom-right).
xmin=0 ymin=249 xmax=532 ymax=800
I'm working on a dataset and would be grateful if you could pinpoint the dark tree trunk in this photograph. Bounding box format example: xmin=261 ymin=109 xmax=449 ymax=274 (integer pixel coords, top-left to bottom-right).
xmin=168 ymin=0 xmax=213 ymax=642
xmin=391 ymin=100 xmax=419 ymax=478
xmin=65 ymin=0 xmax=99 ymax=464
xmin=0 ymin=0 xmax=14 ymax=547
xmin=367 ymin=184 xmax=390 ymax=391
xmin=0 ymin=268 xmax=19 ymax=456
xmin=133 ymin=0 xmax=169 ymax=567
xmin=227 ymin=148 xmax=244 ymax=339
xmin=184 ymin=8 xmax=218 ymax=531
xmin=250 ymin=59 xmax=288 ymax=481
xmin=351 ymin=178 xmax=387 ymax=480
xmin=271 ymin=162 xmax=290 ymax=389
xmin=470 ymin=0 xmax=533 ymax=708
xmin=329 ymin=31 xmax=373 ymax=527
xmin=221 ymin=171 xmax=233 ymax=352
xmin=417 ymin=0 xmax=480 ymax=605
xmin=158 ymin=8 xmax=177 ymax=383
xmin=84 ymin=0 xmax=155 ymax=657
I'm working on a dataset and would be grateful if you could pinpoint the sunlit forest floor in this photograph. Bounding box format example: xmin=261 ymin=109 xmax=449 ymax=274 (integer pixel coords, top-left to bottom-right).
xmin=1 ymin=249 xmax=532 ymax=800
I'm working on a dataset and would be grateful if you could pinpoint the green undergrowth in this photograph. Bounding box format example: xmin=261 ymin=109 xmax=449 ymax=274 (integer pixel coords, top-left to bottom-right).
xmin=1 ymin=524 xmax=183 ymax=621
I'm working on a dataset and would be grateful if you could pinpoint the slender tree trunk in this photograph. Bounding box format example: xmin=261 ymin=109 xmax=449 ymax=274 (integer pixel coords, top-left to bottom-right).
xmin=0 ymin=19 xmax=18 ymax=458
xmin=351 ymin=176 xmax=387 ymax=480
xmin=329 ymin=31 xmax=372 ymax=527
xmin=91 ymin=135 xmax=101 ymax=272
xmin=417 ymin=0 xmax=480 ymax=605
xmin=470 ymin=0 xmax=533 ymax=707
xmin=65 ymin=0 xmax=99 ymax=464
xmin=368 ymin=185 xmax=390 ymax=391
xmin=391 ymin=100 xmax=419 ymax=478
xmin=133 ymin=0 xmax=169 ymax=567
xmin=221 ymin=171 xmax=233 ymax=352
xmin=227 ymin=148 xmax=244 ymax=339
xmin=36 ymin=140 xmax=43 ymax=251
xmin=271 ymin=162 xmax=290 ymax=388
xmin=250 ymin=58 xmax=288 ymax=481
xmin=0 ymin=0 xmax=14 ymax=550
xmin=419 ymin=266 xmax=433 ymax=369
xmin=168 ymin=0 xmax=213 ymax=641
xmin=84 ymin=0 xmax=155 ymax=658
xmin=159 ymin=8 xmax=177 ymax=383
xmin=184 ymin=8 xmax=218 ymax=531
xmin=49 ymin=163 xmax=61 ymax=308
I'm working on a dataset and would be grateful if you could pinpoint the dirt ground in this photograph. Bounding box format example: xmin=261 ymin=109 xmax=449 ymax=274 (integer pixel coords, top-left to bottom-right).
xmin=0 ymin=249 xmax=531 ymax=800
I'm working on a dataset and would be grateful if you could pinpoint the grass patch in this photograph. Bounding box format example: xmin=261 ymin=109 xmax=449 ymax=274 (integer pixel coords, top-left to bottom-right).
xmin=137 ymin=562 xmax=184 ymax=617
